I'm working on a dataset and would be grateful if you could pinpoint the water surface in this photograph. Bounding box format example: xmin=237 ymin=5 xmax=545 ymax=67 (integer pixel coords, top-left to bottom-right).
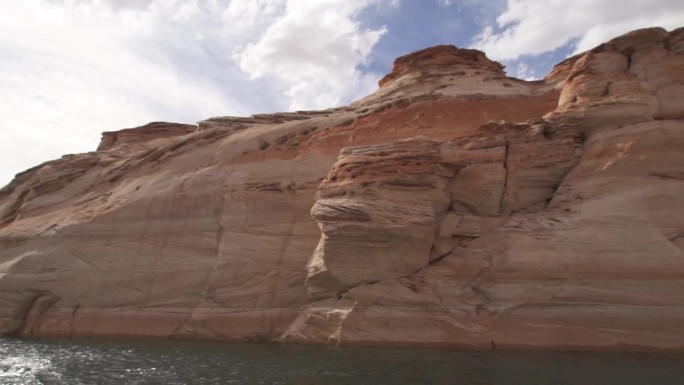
xmin=1 ymin=337 xmax=682 ymax=384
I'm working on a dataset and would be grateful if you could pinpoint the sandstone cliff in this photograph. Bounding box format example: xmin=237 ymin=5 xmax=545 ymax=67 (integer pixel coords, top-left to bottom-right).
xmin=1 ymin=27 xmax=683 ymax=350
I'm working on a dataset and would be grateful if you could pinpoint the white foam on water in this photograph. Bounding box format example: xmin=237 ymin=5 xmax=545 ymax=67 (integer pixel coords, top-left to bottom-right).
xmin=0 ymin=354 xmax=60 ymax=384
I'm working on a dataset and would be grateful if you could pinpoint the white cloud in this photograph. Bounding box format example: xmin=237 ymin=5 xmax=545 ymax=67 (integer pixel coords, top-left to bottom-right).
xmin=235 ymin=0 xmax=387 ymax=111
xmin=0 ymin=0 xmax=388 ymax=187
xmin=472 ymin=0 xmax=684 ymax=60
xmin=514 ymin=62 xmax=537 ymax=81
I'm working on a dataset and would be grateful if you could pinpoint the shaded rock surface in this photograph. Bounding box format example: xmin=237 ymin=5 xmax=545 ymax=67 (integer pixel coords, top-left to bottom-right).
xmin=1 ymin=27 xmax=684 ymax=350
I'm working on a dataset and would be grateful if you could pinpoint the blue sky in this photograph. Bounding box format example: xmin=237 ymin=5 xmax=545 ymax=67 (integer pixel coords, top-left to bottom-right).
xmin=1 ymin=0 xmax=683 ymax=187
xmin=358 ymin=1 xmax=505 ymax=68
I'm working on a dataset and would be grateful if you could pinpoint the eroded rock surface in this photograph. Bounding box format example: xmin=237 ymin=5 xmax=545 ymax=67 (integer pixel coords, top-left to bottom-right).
xmin=1 ymin=27 xmax=683 ymax=350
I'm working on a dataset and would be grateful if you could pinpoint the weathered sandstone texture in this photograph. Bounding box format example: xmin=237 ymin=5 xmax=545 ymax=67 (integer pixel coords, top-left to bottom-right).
xmin=1 ymin=27 xmax=683 ymax=350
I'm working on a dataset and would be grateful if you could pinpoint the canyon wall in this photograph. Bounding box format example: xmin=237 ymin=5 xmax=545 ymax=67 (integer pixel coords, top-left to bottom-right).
xmin=1 ymin=27 xmax=683 ymax=350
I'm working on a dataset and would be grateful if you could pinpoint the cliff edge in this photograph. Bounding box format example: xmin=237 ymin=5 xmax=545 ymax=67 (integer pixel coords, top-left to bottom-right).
xmin=1 ymin=27 xmax=683 ymax=350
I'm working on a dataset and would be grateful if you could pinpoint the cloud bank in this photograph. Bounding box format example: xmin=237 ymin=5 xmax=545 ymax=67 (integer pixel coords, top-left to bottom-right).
xmin=473 ymin=0 xmax=684 ymax=60
xmin=237 ymin=1 xmax=386 ymax=110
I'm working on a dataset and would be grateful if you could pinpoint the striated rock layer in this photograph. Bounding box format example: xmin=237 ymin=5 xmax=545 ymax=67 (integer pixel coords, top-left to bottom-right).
xmin=1 ymin=27 xmax=684 ymax=350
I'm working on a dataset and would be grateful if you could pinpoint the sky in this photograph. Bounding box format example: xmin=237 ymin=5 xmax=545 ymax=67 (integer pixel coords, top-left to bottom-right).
xmin=1 ymin=0 xmax=683 ymax=187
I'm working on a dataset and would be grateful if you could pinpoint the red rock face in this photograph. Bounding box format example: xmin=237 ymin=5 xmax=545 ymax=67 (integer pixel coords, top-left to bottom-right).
xmin=378 ymin=45 xmax=505 ymax=87
xmin=1 ymin=27 xmax=684 ymax=351
xmin=97 ymin=122 xmax=198 ymax=151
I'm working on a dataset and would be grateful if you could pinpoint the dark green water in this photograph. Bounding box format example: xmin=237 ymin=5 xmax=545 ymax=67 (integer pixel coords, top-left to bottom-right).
xmin=1 ymin=337 xmax=683 ymax=384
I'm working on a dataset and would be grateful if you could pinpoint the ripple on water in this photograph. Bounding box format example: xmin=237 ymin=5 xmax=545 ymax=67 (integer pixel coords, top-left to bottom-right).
xmin=1 ymin=337 xmax=684 ymax=385
xmin=0 ymin=349 xmax=61 ymax=384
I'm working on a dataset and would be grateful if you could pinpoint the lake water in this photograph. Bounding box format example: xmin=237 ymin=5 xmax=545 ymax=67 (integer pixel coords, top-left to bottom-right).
xmin=1 ymin=337 xmax=683 ymax=384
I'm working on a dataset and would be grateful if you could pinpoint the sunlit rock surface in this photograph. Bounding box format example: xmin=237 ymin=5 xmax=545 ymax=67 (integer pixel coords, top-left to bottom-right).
xmin=1 ymin=27 xmax=683 ymax=350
